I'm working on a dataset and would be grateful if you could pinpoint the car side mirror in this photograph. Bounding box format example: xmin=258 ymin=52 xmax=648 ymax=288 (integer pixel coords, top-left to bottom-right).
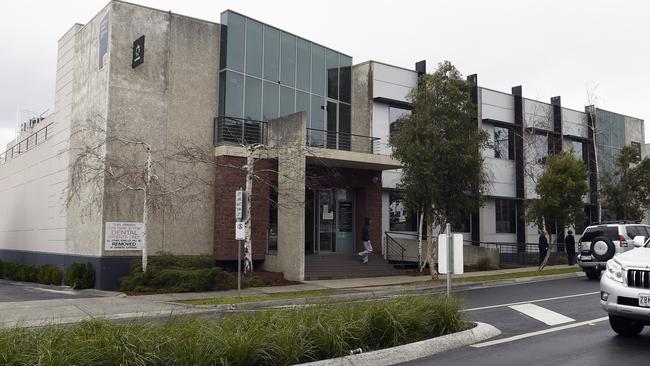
xmin=633 ymin=236 xmax=646 ymax=247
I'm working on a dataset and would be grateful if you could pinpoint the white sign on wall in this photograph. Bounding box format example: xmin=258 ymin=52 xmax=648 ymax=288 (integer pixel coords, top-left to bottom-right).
xmin=105 ymin=222 xmax=144 ymax=250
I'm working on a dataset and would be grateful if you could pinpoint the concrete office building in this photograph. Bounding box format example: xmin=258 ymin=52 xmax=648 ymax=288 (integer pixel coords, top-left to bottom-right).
xmin=0 ymin=1 xmax=644 ymax=288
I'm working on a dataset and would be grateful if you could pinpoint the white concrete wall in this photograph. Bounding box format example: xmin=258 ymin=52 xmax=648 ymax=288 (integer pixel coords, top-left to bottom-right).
xmin=372 ymin=102 xmax=390 ymax=155
xmin=562 ymin=107 xmax=588 ymax=138
xmin=480 ymin=88 xmax=515 ymax=124
xmin=524 ymin=99 xmax=552 ymax=130
xmin=0 ymin=24 xmax=81 ymax=254
xmin=371 ymin=62 xmax=417 ymax=102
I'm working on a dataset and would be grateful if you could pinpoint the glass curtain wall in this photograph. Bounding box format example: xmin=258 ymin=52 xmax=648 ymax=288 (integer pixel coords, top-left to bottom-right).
xmin=219 ymin=11 xmax=352 ymax=147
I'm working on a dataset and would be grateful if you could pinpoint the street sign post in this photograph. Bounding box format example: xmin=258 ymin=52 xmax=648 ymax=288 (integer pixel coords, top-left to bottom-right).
xmin=438 ymin=227 xmax=464 ymax=296
xmin=235 ymin=190 xmax=247 ymax=298
xmin=235 ymin=190 xmax=247 ymax=222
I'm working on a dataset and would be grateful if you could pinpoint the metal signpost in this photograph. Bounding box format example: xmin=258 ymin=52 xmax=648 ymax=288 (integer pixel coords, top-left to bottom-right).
xmin=235 ymin=190 xmax=247 ymax=298
xmin=446 ymin=223 xmax=452 ymax=296
xmin=438 ymin=224 xmax=464 ymax=297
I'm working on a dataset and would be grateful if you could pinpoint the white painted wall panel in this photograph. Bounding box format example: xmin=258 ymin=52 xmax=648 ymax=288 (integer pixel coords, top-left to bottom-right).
xmin=485 ymin=158 xmax=516 ymax=197
xmin=481 ymin=89 xmax=514 ymax=124
xmin=372 ymin=102 xmax=391 ymax=155
xmin=481 ymin=201 xmax=517 ymax=244
xmin=524 ymin=99 xmax=552 ymax=130
xmin=562 ymin=108 xmax=588 ymax=138
xmin=371 ymin=62 xmax=417 ymax=102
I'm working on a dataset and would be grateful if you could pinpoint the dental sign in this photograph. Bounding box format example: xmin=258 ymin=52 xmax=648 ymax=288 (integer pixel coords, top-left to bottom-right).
xmin=105 ymin=222 xmax=144 ymax=250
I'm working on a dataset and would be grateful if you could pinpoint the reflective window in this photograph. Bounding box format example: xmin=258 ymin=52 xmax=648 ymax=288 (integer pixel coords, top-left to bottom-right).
xmin=280 ymin=32 xmax=296 ymax=87
xmin=244 ymin=77 xmax=262 ymax=121
xmin=495 ymin=199 xmax=516 ymax=233
xmin=296 ymin=91 xmax=310 ymax=118
xmin=339 ymin=55 xmax=352 ymax=103
xmin=263 ymin=26 xmax=280 ymax=82
xmin=263 ymin=81 xmax=279 ymax=120
xmin=280 ymin=86 xmax=295 ymax=117
xmin=389 ymin=107 xmax=411 ymax=137
xmin=494 ymin=127 xmax=510 ymax=159
xmin=632 ymin=142 xmax=642 ymax=162
xmin=224 ymin=12 xmax=245 ymax=72
xmin=224 ymin=71 xmax=244 ymax=118
xmin=339 ymin=103 xmax=351 ymax=150
xmin=326 ymin=50 xmax=339 ymax=99
xmin=326 ymin=101 xmax=337 ymax=148
xmin=389 ymin=191 xmax=417 ymax=232
xmin=310 ymin=95 xmax=325 ymax=146
xmin=571 ymin=140 xmax=583 ymax=161
xmin=245 ymin=19 xmax=263 ymax=77
xmin=296 ymin=38 xmax=311 ymax=92
xmin=311 ymin=44 xmax=325 ymax=95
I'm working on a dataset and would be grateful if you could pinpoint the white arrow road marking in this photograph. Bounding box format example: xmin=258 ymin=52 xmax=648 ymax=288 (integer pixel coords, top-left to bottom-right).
xmin=471 ymin=316 xmax=608 ymax=348
xmin=508 ymin=303 xmax=575 ymax=325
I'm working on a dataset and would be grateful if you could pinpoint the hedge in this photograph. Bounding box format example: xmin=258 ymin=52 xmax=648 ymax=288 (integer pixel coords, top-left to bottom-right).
xmin=63 ymin=262 xmax=95 ymax=289
xmin=0 ymin=261 xmax=62 ymax=285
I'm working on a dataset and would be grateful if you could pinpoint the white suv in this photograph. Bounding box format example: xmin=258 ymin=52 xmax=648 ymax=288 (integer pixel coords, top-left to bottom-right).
xmin=577 ymin=223 xmax=650 ymax=280
xmin=600 ymin=235 xmax=650 ymax=336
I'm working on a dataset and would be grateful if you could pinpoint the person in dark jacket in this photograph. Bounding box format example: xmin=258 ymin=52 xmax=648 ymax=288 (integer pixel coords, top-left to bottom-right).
xmin=565 ymin=230 xmax=576 ymax=266
xmin=538 ymin=229 xmax=549 ymax=266
xmin=358 ymin=218 xmax=373 ymax=264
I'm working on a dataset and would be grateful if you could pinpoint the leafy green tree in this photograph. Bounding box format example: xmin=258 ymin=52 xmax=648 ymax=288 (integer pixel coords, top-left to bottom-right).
xmin=525 ymin=151 xmax=589 ymax=270
xmin=601 ymin=145 xmax=650 ymax=221
xmin=390 ymin=61 xmax=490 ymax=278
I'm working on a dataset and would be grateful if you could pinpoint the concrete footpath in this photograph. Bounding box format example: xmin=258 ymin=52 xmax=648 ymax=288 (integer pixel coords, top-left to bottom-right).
xmin=0 ymin=265 xmax=582 ymax=328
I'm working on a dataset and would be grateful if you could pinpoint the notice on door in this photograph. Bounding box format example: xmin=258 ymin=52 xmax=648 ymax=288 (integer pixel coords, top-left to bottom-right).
xmin=105 ymin=222 xmax=144 ymax=250
xmin=339 ymin=202 xmax=353 ymax=232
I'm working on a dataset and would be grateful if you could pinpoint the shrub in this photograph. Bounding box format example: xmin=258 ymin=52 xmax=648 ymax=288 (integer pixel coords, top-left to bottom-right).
xmin=2 ymin=262 xmax=39 ymax=282
xmin=38 ymin=265 xmax=63 ymax=285
xmin=0 ymin=296 xmax=467 ymax=365
xmin=476 ymin=257 xmax=492 ymax=271
xmin=64 ymin=262 xmax=95 ymax=289
xmin=120 ymin=253 xmax=228 ymax=293
xmin=555 ymin=256 xmax=569 ymax=265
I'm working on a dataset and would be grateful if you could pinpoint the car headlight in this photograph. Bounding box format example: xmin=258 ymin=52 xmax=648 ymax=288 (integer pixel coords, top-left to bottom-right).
xmin=606 ymin=260 xmax=623 ymax=283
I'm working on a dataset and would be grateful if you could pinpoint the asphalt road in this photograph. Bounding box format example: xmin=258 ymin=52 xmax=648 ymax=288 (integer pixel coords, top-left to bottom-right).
xmin=0 ymin=279 xmax=100 ymax=302
xmin=402 ymin=276 xmax=650 ymax=366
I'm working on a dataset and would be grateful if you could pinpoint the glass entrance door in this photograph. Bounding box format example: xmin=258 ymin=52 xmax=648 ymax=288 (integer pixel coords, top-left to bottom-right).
xmin=314 ymin=189 xmax=354 ymax=253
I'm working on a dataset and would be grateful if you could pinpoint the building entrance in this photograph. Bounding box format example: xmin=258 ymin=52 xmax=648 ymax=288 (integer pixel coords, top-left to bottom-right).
xmin=306 ymin=188 xmax=355 ymax=254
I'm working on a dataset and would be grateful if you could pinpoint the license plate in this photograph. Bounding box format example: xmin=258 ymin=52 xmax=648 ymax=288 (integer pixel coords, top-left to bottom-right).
xmin=639 ymin=295 xmax=650 ymax=307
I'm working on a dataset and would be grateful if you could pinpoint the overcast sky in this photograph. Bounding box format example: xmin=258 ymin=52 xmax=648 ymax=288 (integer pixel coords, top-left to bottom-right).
xmin=1 ymin=0 xmax=648 ymax=150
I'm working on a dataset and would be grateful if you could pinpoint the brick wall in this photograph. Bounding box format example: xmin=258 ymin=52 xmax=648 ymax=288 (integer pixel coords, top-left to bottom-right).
xmin=213 ymin=156 xmax=276 ymax=261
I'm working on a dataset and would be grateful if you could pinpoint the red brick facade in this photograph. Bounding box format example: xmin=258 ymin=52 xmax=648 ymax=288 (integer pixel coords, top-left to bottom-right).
xmin=214 ymin=157 xmax=383 ymax=261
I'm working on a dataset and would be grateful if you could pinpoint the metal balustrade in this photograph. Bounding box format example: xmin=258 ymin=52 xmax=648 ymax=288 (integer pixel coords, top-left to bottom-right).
xmin=214 ymin=116 xmax=268 ymax=146
xmin=305 ymin=128 xmax=382 ymax=154
xmin=0 ymin=122 xmax=53 ymax=166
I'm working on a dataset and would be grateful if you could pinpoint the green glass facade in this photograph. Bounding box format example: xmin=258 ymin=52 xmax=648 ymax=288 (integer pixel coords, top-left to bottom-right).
xmin=219 ymin=11 xmax=352 ymax=147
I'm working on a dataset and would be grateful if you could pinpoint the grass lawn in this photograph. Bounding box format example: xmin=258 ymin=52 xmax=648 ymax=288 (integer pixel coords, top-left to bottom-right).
xmin=181 ymin=289 xmax=338 ymax=306
xmin=452 ymin=266 xmax=581 ymax=283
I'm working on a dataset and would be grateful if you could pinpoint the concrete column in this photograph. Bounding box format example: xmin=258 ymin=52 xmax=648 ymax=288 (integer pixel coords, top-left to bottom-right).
xmin=264 ymin=112 xmax=307 ymax=281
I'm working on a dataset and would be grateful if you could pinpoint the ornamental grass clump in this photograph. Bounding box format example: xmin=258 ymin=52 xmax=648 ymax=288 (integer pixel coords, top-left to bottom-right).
xmin=0 ymin=295 xmax=467 ymax=365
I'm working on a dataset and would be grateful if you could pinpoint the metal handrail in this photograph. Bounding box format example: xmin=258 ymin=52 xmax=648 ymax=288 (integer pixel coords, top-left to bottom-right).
xmin=385 ymin=231 xmax=408 ymax=270
xmin=0 ymin=122 xmax=53 ymax=165
xmin=306 ymin=128 xmax=381 ymax=154
xmin=214 ymin=116 xmax=268 ymax=146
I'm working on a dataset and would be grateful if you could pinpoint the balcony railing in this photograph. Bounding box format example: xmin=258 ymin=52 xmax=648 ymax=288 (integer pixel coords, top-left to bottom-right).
xmin=306 ymin=128 xmax=382 ymax=154
xmin=214 ymin=117 xmax=386 ymax=155
xmin=0 ymin=122 xmax=53 ymax=166
xmin=214 ymin=116 xmax=268 ymax=146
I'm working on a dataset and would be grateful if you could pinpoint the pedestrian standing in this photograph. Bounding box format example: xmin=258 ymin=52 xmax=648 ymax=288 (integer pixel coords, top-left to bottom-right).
xmin=565 ymin=230 xmax=576 ymax=266
xmin=538 ymin=229 xmax=549 ymax=266
xmin=358 ymin=218 xmax=373 ymax=264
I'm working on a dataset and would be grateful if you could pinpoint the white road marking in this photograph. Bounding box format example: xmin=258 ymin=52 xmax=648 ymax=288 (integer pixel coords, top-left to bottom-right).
xmin=471 ymin=316 xmax=608 ymax=348
xmin=508 ymin=303 xmax=575 ymax=326
xmin=463 ymin=291 xmax=599 ymax=312
xmin=27 ymin=287 xmax=79 ymax=295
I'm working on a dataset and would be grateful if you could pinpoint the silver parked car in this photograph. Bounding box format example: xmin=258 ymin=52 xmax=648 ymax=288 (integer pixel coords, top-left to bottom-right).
xmin=577 ymin=222 xmax=650 ymax=280
xmin=600 ymin=235 xmax=650 ymax=336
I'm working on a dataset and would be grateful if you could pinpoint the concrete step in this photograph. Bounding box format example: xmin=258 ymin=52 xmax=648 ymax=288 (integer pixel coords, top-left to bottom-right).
xmin=304 ymin=253 xmax=403 ymax=280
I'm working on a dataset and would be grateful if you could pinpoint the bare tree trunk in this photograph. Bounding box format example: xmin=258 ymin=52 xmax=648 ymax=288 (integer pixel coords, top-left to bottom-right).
xmin=418 ymin=212 xmax=424 ymax=272
xmin=142 ymin=145 xmax=152 ymax=272
xmin=244 ymin=152 xmax=254 ymax=273
xmin=538 ymin=229 xmax=555 ymax=271
xmin=426 ymin=220 xmax=439 ymax=280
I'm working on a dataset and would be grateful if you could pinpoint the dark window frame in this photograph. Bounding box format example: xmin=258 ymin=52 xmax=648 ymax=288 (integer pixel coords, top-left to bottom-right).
xmin=495 ymin=198 xmax=516 ymax=234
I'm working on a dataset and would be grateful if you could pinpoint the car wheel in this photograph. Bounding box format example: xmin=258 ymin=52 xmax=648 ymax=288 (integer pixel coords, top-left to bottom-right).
xmin=609 ymin=314 xmax=645 ymax=337
xmin=584 ymin=268 xmax=601 ymax=280
xmin=590 ymin=236 xmax=616 ymax=261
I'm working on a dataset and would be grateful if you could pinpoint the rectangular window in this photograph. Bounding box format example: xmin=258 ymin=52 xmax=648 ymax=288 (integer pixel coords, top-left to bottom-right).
xmin=339 ymin=55 xmax=352 ymax=103
xmin=296 ymin=91 xmax=310 ymax=120
xmin=280 ymin=86 xmax=294 ymax=118
xmin=326 ymin=101 xmax=337 ymax=149
xmin=452 ymin=216 xmax=471 ymax=233
xmin=245 ymin=19 xmax=263 ymax=77
xmin=263 ymin=26 xmax=280 ymax=82
xmin=311 ymin=44 xmax=325 ymax=95
xmin=389 ymin=107 xmax=411 ymax=138
xmin=280 ymin=32 xmax=296 ymax=87
xmin=494 ymin=127 xmax=512 ymax=160
xmin=262 ymin=81 xmax=279 ymax=121
xmin=495 ymin=199 xmax=516 ymax=233
xmin=570 ymin=140 xmax=583 ymax=161
xmin=296 ymin=38 xmax=311 ymax=91
xmin=339 ymin=103 xmax=351 ymax=150
xmin=310 ymin=95 xmax=325 ymax=146
xmin=224 ymin=71 xmax=244 ymax=118
xmin=326 ymin=49 xmax=339 ymax=99
xmin=389 ymin=191 xmax=417 ymax=232
xmin=224 ymin=12 xmax=245 ymax=72
xmin=244 ymin=76 xmax=262 ymax=121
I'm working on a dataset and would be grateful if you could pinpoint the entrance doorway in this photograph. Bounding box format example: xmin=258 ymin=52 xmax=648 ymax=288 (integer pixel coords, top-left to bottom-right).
xmin=305 ymin=188 xmax=355 ymax=254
